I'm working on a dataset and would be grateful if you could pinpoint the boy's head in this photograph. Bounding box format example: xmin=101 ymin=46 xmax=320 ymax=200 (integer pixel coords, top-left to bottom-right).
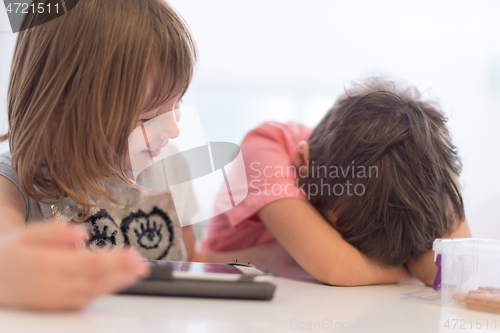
xmin=298 ymin=78 xmax=465 ymax=267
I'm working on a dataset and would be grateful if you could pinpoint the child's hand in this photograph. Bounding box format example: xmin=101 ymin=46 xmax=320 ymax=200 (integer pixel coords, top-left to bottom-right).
xmin=406 ymin=218 xmax=471 ymax=286
xmin=0 ymin=222 xmax=150 ymax=311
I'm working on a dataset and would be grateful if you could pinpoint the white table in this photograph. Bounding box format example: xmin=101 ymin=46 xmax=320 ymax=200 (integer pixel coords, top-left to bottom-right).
xmin=0 ymin=277 xmax=499 ymax=333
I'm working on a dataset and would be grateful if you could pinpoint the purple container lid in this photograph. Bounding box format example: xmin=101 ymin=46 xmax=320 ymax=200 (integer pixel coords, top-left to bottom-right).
xmin=432 ymin=253 xmax=442 ymax=291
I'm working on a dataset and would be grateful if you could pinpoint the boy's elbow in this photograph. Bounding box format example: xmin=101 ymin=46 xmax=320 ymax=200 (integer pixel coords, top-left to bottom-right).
xmin=316 ymin=263 xmax=408 ymax=286
xmin=315 ymin=267 xmax=360 ymax=287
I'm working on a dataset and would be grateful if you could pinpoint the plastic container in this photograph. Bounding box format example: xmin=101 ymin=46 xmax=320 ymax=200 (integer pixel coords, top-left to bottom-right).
xmin=433 ymin=238 xmax=500 ymax=304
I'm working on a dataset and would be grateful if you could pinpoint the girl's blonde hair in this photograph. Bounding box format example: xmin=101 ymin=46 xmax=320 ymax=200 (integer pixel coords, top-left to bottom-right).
xmin=3 ymin=0 xmax=197 ymax=211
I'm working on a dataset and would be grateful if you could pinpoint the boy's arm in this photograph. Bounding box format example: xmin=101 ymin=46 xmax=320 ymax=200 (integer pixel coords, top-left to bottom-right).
xmin=193 ymin=241 xmax=314 ymax=280
xmin=406 ymin=219 xmax=472 ymax=286
xmin=257 ymin=198 xmax=408 ymax=286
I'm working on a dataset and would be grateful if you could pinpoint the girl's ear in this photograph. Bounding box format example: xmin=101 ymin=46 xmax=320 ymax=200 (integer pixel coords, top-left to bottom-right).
xmin=294 ymin=141 xmax=310 ymax=177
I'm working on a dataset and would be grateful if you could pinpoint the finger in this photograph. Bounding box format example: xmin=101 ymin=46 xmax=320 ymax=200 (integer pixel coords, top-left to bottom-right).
xmin=19 ymin=249 xmax=138 ymax=310
xmin=10 ymin=246 xmax=148 ymax=311
xmin=89 ymin=249 xmax=150 ymax=293
xmin=61 ymin=248 xmax=149 ymax=295
xmin=21 ymin=222 xmax=89 ymax=247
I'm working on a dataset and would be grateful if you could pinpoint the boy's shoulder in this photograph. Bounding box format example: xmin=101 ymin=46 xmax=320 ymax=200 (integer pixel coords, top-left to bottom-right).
xmin=244 ymin=121 xmax=312 ymax=145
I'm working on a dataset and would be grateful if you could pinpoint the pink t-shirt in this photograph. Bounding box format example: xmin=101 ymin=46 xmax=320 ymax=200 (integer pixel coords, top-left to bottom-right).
xmin=198 ymin=121 xmax=313 ymax=251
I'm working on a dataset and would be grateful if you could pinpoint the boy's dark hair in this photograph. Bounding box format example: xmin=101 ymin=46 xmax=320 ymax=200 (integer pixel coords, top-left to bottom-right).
xmin=301 ymin=78 xmax=465 ymax=267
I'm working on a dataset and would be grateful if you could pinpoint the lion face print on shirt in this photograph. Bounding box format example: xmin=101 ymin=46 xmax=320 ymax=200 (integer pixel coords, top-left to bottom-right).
xmin=121 ymin=206 xmax=175 ymax=259
xmin=47 ymin=187 xmax=187 ymax=261
xmin=85 ymin=210 xmax=125 ymax=252
xmin=80 ymin=206 xmax=175 ymax=260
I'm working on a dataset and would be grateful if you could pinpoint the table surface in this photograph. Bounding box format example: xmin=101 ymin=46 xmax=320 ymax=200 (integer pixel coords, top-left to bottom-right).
xmin=0 ymin=277 xmax=499 ymax=333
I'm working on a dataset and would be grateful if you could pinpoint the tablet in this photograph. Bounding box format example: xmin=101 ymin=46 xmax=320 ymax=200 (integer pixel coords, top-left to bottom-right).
xmin=119 ymin=260 xmax=276 ymax=300
xmin=163 ymin=261 xmax=271 ymax=281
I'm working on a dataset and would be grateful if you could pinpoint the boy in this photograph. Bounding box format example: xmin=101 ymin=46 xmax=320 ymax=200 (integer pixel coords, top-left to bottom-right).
xmin=197 ymin=78 xmax=471 ymax=286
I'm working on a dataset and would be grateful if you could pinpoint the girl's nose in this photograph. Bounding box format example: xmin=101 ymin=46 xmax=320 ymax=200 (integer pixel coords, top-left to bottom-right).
xmin=160 ymin=110 xmax=180 ymax=140
xmin=147 ymin=110 xmax=179 ymax=149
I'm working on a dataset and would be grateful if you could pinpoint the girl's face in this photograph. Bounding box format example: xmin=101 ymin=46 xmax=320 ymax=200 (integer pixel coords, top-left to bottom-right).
xmin=126 ymin=81 xmax=182 ymax=173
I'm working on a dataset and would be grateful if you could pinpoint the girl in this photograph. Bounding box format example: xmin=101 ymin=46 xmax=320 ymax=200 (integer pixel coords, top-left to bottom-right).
xmin=0 ymin=0 xmax=197 ymax=310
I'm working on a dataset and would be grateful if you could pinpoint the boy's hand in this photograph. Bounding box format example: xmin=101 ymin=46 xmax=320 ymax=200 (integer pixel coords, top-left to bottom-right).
xmin=406 ymin=218 xmax=471 ymax=286
xmin=0 ymin=222 xmax=150 ymax=311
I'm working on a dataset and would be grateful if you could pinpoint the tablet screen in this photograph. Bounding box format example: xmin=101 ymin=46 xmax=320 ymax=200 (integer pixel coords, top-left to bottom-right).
xmin=169 ymin=261 xmax=244 ymax=281
xmin=171 ymin=262 xmax=243 ymax=274
xmin=145 ymin=260 xmax=271 ymax=282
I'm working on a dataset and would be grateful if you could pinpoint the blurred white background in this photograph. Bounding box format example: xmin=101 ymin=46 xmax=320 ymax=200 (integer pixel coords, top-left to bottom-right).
xmin=1 ymin=0 xmax=499 ymax=238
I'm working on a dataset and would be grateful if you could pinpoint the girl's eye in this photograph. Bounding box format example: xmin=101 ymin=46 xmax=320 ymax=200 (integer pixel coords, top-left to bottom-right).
xmin=141 ymin=114 xmax=158 ymax=123
xmin=174 ymin=99 xmax=184 ymax=110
